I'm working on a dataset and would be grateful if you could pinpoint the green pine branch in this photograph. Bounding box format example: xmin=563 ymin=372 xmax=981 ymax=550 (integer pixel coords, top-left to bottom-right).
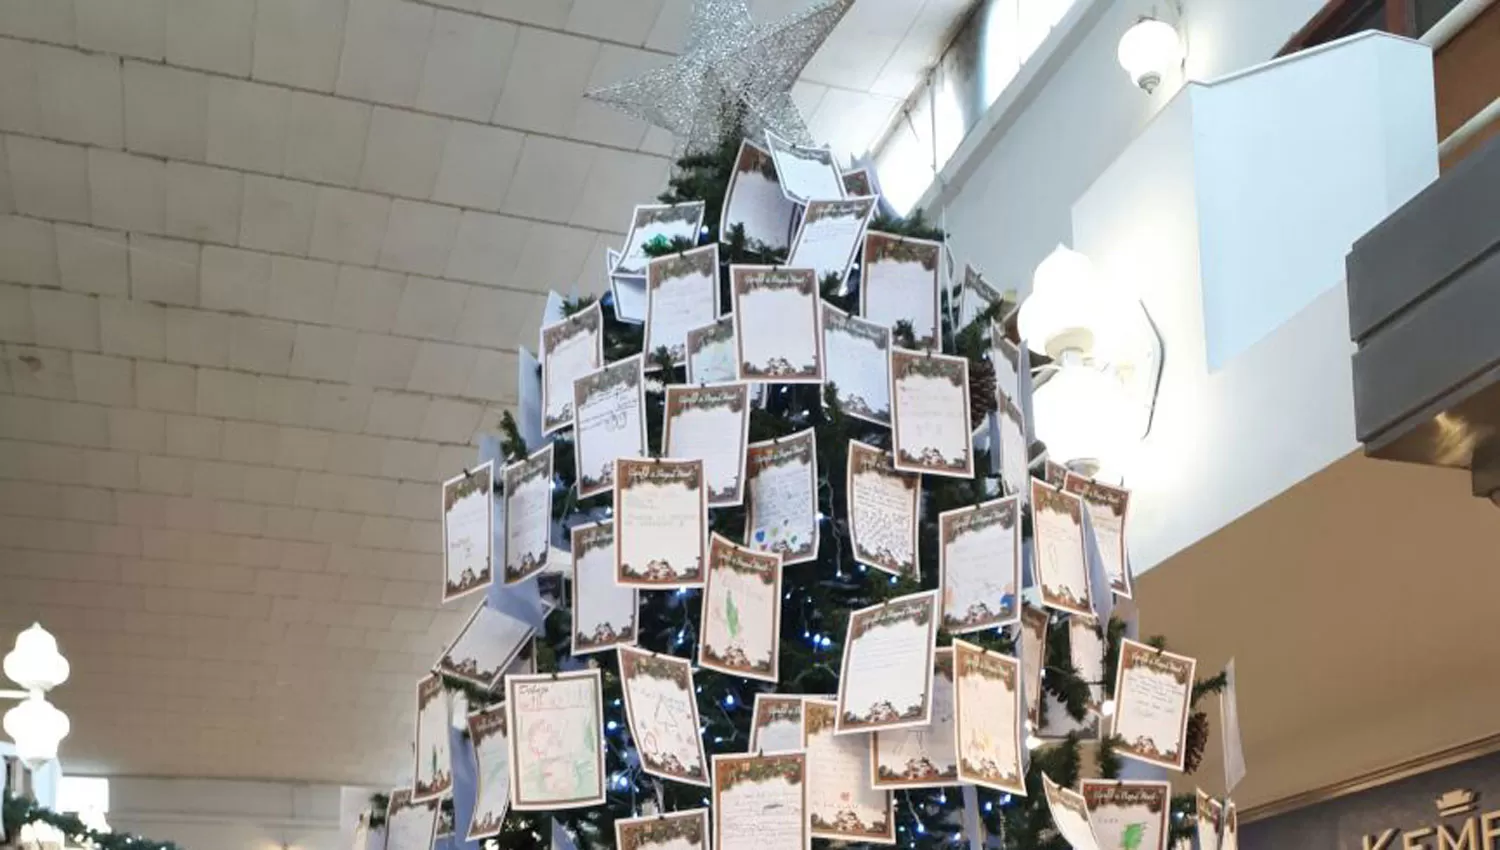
xmin=4 ymin=794 xmax=181 ymax=850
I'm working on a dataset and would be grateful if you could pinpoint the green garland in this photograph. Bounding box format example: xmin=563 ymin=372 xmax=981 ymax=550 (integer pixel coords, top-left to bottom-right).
xmin=3 ymin=794 xmax=180 ymax=850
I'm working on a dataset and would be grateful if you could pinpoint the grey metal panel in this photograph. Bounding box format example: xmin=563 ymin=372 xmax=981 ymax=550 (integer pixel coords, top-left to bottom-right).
xmin=1345 ymin=131 xmax=1500 ymax=341
xmin=1352 ymin=246 xmax=1500 ymax=443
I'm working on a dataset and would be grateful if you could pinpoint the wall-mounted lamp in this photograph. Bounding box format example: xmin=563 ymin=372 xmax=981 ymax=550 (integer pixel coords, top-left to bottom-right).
xmin=1019 ymin=245 xmax=1163 ymax=476
xmin=1 ymin=624 xmax=71 ymax=769
xmin=1117 ymin=16 xmax=1185 ymax=94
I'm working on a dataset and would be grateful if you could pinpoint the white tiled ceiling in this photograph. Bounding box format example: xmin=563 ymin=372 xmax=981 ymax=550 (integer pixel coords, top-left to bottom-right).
xmin=0 ymin=0 xmax=972 ymax=784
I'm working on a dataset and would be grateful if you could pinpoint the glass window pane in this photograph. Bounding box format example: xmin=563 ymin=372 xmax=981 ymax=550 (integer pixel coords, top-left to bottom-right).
xmin=1416 ymin=0 xmax=1463 ymax=33
xmin=980 ymin=0 xmax=1022 ymax=107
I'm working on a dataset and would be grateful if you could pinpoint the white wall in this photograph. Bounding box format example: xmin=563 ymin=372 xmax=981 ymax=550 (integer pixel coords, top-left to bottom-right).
xmin=107 ymin=777 xmax=342 ymax=850
xmin=1067 ymin=90 xmax=1362 ymax=571
xmin=929 ymin=0 xmax=1328 ymax=293
xmin=927 ymin=2 xmax=1441 ymax=571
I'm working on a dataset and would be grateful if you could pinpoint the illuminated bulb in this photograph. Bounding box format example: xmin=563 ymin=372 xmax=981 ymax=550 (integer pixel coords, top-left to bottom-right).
xmin=4 ymin=623 xmax=69 ymax=691
xmin=3 ymin=693 xmax=70 ymax=769
xmin=1117 ymin=17 xmax=1185 ymax=93
xmin=1019 ymin=246 xmax=1109 ymax=360
xmin=1033 ymin=359 xmax=1132 ymax=468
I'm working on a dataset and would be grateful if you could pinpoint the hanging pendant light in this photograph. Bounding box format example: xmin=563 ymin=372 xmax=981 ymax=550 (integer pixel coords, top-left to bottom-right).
xmin=4 ymin=623 xmax=70 ymax=692
xmin=2 ymin=623 xmax=72 ymax=769
xmin=1117 ymin=16 xmax=1185 ymax=94
xmin=4 ymin=693 xmax=70 ymax=770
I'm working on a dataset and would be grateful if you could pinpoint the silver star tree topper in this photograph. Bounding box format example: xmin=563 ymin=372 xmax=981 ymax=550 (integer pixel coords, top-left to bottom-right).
xmin=585 ymin=0 xmax=853 ymax=154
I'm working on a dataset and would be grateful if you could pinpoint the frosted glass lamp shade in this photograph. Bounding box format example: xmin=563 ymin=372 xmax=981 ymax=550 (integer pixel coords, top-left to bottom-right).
xmin=1019 ymin=245 xmax=1117 ymax=359
xmin=1118 ymin=17 xmax=1184 ymax=93
xmin=4 ymin=694 xmax=70 ymax=770
xmin=4 ymin=623 xmax=70 ymax=691
xmin=1033 ymin=364 xmax=1133 ymax=467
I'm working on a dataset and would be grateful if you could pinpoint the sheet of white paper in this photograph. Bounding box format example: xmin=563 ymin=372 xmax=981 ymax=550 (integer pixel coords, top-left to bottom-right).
xmin=713 ymin=754 xmax=808 ymax=850
xmin=836 ymin=592 xmax=937 ymax=734
xmin=848 ymin=441 xmax=918 ymax=578
xmin=751 ymin=695 xmax=808 ymax=755
xmin=953 ymin=641 xmax=1024 ymax=794
xmin=999 ymin=397 xmax=1029 ymax=497
xmin=664 ymin=384 xmax=749 ymax=506
xmin=438 ymin=601 xmax=533 ymax=689
xmin=891 ymin=350 xmax=973 ymax=478
xmin=609 ymin=245 xmax=648 ymax=325
xmin=822 ymin=303 xmax=891 ymax=425
xmin=766 ymin=131 xmax=844 ymax=204
xmin=572 ymin=356 xmax=646 ymax=498
xmin=1195 ymin=791 xmax=1222 ymax=850
xmin=1072 ymin=617 xmax=1108 ymax=716
xmin=1019 ymin=607 xmax=1047 ymax=725
xmin=1221 ymin=658 xmax=1246 ymax=793
xmin=619 ymin=647 xmax=710 ymax=786
xmin=385 ymin=792 xmax=437 ymax=850
xmin=958 ymin=265 xmax=1004 ymax=329
xmin=503 ymin=445 xmax=552 ymax=584
xmin=789 ymin=197 xmax=874 ymax=284
xmin=686 ymin=314 xmax=738 ymax=384
xmin=862 ymin=233 xmax=942 ymax=348
xmin=1112 ymin=640 xmax=1196 ymax=771
xmin=506 ymin=671 xmax=605 ymax=810
xmin=615 ymin=458 xmax=706 ymax=588
xmin=1081 ymin=780 xmax=1170 ymax=850
xmin=647 ymin=245 xmax=719 ymax=369
xmin=722 ymin=140 xmax=798 ymax=251
xmin=745 ymin=430 xmax=819 ymax=565
xmin=699 ymin=534 xmax=780 ymax=682
xmin=413 ymin=674 xmax=452 ymax=801
xmin=1044 ymin=776 xmax=1102 ymax=850
xmin=803 ymin=699 xmax=893 ymax=843
xmin=570 ymin=521 xmax=636 ymax=655
xmin=615 ymin=810 xmax=710 ymax=850
xmin=442 ymin=462 xmax=494 ymax=602
xmin=732 ymin=266 xmax=823 ymax=383
xmin=541 ymin=304 xmax=603 ymax=435
xmin=873 ymin=649 xmax=959 ymax=788
xmin=617 ymin=203 xmax=706 ymax=277
xmin=939 ymin=496 xmax=1021 ymax=633
xmin=1031 ymin=481 xmax=1092 ymax=616
xmin=1066 ymin=473 xmax=1132 ymax=597
xmin=467 ymin=706 xmax=511 ymax=840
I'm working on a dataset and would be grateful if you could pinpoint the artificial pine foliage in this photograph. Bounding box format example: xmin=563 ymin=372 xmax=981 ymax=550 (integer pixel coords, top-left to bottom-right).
xmin=3 ymin=794 xmax=181 ymax=850
xmin=438 ymin=135 xmax=1221 ymax=850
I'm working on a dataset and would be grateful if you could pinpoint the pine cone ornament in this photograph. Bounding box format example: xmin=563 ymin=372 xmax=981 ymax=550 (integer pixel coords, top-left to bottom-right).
xmin=969 ymin=356 xmax=997 ymax=429
xmin=1184 ymin=711 xmax=1210 ymax=774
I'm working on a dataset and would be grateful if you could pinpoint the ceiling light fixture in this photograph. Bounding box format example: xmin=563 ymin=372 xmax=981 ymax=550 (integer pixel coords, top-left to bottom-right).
xmin=1 ymin=623 xmax=71 ymax=769
xmin=1117 ymin=16 xmax=1185 ymax=94
xmin=1019 ymin=245 xmax=1164 ymax=477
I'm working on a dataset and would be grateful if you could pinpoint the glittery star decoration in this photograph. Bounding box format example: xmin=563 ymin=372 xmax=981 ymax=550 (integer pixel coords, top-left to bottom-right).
xmin=585 ymin=0 xmax=853 ymax=154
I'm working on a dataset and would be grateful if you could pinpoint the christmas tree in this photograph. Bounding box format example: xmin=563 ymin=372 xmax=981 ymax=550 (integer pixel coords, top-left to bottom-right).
xmin=426 ymin=129 xmax=1227 ymax=850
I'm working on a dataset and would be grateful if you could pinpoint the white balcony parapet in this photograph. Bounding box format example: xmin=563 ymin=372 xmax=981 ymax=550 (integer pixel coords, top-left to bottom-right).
xmin=1067 ymin=31 xmax=1438 ymax=572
